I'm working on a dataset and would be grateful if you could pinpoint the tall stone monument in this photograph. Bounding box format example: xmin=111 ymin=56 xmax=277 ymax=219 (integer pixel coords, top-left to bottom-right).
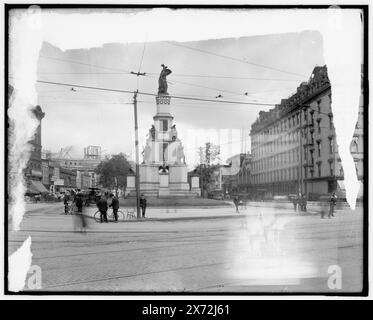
xmin=126 ymin=65 xmax=201 ymax=198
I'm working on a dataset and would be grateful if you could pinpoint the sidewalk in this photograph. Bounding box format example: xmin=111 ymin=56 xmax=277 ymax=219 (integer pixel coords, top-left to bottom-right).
xmin=22 ymin=201 xmax=358 ymax=222
xmin=82 ymin=203 xmax=328 ymax=222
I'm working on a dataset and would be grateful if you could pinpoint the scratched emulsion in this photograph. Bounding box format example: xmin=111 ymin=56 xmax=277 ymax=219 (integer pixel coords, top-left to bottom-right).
xmin=8 ymin=237 xmax=32 ymax=292
xmin=8 ymin=8 xmax=363 ymax=291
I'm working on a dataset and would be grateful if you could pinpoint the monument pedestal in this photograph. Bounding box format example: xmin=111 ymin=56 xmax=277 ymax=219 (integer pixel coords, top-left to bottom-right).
xmin=125 ymin=175 xmax=136 ymax=197
xmin=190 ymin=176 xmax=201 ymax=197
xmin=158 ymin=172 xmax=170 ymax=197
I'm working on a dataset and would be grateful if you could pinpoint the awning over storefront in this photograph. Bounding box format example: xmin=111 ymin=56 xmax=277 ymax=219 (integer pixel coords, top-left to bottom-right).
xmin=29 ymin=180 xmax=49 ymax=194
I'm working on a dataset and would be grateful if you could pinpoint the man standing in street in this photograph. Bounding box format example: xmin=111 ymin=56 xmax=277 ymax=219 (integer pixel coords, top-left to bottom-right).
xmin=329 ymin=192 xmax=338 ymax=218
xmin=75 ymin=193 xmax=84 ymax=213
xmin=301 ymin=194 xmax=307 ymax=212
xmin=97 ymin=195 xmax=108 ymax=223
xmin=63 ymin=193 xmax=70 ymax=214
xmin=109 ymin=194 xmax=120 ymax=222
xmin=292 ymin=194 xmax=298 ymax=212
xmin=233 ymin=196 xmax=240 ymax=214
xmin=74 ymin=193 xmax=87 ymax=232
xmin=140 ymin=194 xmax=147 ymax=218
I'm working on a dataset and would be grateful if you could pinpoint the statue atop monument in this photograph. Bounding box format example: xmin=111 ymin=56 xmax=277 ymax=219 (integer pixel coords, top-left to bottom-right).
xmin=158 ymin=64 xmax=172 ymax=95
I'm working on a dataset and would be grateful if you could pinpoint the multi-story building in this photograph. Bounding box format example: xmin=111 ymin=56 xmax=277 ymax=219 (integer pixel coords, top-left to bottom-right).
xmin=49 ymin=146 xmax=102 ymax=188
xmin=76 ymin=170 xmax=91 ymax=190
xmin=219 ymin=153 xmax=246 ymax=196
xmin=58 ymin=167 xmax=77 ymax=191
xmin=24 ymin=105 xmax=49 ymax=194
xmin=236 ymin=153 xmax=253 ymax=194
xmin=250 ymin=65 xmax=364 ymax=198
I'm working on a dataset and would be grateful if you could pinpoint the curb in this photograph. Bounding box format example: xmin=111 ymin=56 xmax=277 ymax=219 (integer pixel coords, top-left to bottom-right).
xmin=83 ymin=210 xmax=324 ymax=223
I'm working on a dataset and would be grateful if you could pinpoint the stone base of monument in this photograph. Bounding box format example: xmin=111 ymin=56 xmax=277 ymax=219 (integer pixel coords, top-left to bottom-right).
xmin=125 ymin=163 xmax=201 ymax=198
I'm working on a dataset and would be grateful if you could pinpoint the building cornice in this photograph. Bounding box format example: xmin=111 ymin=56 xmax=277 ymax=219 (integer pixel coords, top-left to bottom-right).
xmin=250 ymin=66 xmax=331 ymax=135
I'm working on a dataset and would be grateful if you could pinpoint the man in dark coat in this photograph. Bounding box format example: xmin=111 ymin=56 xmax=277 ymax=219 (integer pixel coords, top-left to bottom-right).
xmin=97 ymin=196 xmax=108 ymax=223
xmin=75 ymin=194 xmax=84 ymax=213
xmin=74 ymin=194 xmax=87 ymax=232
xmin=329 ymin=192 xmax=338 ymax=218
xmin=292 ymin=194 xmax=298 ymax=212
xmin=139 ymin=194 xmax=147 ymax=218
xmin=109 ymin=195 xmax=120 ymax=222
xmin=63 ymin=194 xmax=70 ymax=214
xmin=301 ymin=194 xmax=307 ymax=212
xmin=233 ymin=196 xmax=240 ymax=214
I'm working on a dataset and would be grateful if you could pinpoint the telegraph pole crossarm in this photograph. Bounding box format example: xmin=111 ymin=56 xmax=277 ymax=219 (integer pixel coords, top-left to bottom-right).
xmin=131 ymin=71 xmax=146 ymax=77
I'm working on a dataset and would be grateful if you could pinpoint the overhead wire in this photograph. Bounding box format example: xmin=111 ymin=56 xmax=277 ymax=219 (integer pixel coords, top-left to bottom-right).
xmin=165 ymin=41 xmax=307 ymax=78
xmin=146 ymin=72 xmax=302 ymax=82
xmin=39 ymin=55 xmax=132 ymax=74
xmin=146 ymin=72 xmax=279 ymax=101
xmin=34 ymin=79 xmax=277 ymax=107
xmin=136 ymin=41 xmax=147 ymax=90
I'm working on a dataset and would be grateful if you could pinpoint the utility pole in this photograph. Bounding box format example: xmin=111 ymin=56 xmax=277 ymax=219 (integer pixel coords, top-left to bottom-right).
xmin=129 ymin=71 xmax=146 ymax=218
xmin=133 ymin=90 xmax=141 ymax=219
xmin=333 ymin=131 xmax=337 ymax=192
xmin=298 ymin=110 xmax=303 ymax=196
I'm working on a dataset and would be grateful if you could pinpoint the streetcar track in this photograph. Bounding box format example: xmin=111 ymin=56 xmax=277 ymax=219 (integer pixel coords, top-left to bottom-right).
xmin=41 ymin=260 xmax=228 ymax=289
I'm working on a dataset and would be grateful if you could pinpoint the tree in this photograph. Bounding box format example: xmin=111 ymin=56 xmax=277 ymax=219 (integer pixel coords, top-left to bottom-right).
xmin=197 ymin=142 xmax=220 ymax=166
xmin=95 ymin=153 xmax=132 ymax=191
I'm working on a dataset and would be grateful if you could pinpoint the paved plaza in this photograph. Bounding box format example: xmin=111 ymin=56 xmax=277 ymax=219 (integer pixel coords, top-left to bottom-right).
xmin=8 ymin=202 xmax=364 ymax=293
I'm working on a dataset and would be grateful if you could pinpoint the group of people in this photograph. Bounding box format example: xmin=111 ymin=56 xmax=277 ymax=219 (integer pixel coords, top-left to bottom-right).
xmin=292 ymin=194 xmax=308 ymax=212
xmin=96 ymin=193 xmax=147 ymax=223
xmin=96 ymin=193 xmax=120 ymax=223
xmin=292 ymin=192 xmax=338 ymax=218
xmin=63 ymin=191 xmax=148 ymax=223
xmin=62 ymin=192 xmax=87 ymax=232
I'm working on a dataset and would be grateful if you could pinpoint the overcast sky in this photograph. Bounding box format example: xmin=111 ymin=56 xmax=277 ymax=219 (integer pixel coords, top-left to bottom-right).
xmin=36 ymin=31 xmax=325 ymax=167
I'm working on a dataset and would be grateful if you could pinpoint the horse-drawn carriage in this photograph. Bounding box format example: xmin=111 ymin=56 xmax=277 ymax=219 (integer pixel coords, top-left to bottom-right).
xmin=81 ymin=187 xmax=101 ymax=206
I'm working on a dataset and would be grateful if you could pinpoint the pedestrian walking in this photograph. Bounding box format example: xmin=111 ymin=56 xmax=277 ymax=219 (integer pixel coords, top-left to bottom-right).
xmin=97 ymin=196 xmax=108 ymax=223
xmin=233 ymin=196 xmax=240 ymax=214
xmin=301 ymin=194 xmax=307 ymax=212
xmin=329 ymin=192 xmax=338 ymax=218
xmin=63 ymin=194 xmax=70 ymax=214
xmin=140 ymin=194 xmax=147 ymax=218
xmin=75 ymin=193 xmax=84 ymax=213
xmin=109 ymin=194 xmax=120 ymax=222
xmin=292 ymin=194 xmax=298 ymax=212
xmin=73 ymin=194 xmax=87 ymax=232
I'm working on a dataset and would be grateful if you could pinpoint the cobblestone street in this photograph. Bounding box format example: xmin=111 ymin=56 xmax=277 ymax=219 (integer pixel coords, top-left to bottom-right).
xmin=8 ymin=203 xmax=364 ymax=293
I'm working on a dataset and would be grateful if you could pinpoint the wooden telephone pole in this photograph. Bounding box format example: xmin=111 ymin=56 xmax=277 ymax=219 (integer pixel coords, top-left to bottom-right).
xmin=133 ymin=90 xmax=141 ymax=219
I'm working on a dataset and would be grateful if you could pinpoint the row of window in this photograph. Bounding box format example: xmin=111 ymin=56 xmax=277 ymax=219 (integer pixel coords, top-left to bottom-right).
xmin=252 ymin=96 xmax=333 ymax=148
xmin=251 ymin=160 xmax=336 ymax=185
xmin=251 ymin=136 xmax=337 ymax=175
xmin=252 ymin=148 xmax=300 ymax=172
xmin=305 ymin=161 xmax=334 ymax=179
xmin=252 ymin=131 xmax=300 ymax=157
xmin=252 ymin=116 xmax=334 ymax=158
xmin=252 ymin=167 xmax=300 ymax=184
